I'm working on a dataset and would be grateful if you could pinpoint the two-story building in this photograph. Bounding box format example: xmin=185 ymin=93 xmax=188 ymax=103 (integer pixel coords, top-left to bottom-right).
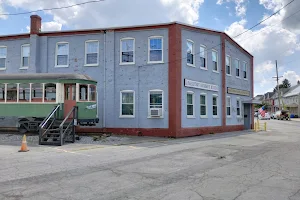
xmin=0 ymin=15 xmax=254 ymax=137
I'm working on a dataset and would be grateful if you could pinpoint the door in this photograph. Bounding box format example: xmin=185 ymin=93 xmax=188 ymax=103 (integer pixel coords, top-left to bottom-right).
xmin=64 ymin=84 xmax=76 ymax=118
xmin=244 ymin=104 xmax=251 ymax=130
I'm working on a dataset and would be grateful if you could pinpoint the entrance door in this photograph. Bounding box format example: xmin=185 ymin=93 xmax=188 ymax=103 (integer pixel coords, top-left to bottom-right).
xmin=64 ymin=84 xmax=76 ymax=118
xmin=244 ymin=104 xmax=251 ymax=129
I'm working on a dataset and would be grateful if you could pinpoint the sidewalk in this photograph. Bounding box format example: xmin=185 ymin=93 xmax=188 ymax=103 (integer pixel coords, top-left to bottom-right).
xmin=291 ymin=118 xmax=300 ymax=122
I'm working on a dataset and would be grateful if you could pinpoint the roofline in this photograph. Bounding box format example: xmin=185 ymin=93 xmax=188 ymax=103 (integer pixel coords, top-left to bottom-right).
xmin=0 ymin=21 xmax=253 ymax=57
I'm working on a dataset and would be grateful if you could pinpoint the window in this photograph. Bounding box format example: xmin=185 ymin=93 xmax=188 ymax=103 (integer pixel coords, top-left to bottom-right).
xmin=85 ymin=40 xmax=99 ymax=66
xmin=19 ymin=84 xmax=30 ymax=102
xmin=44 ymin=83 xmax=56 ymax=102
xmin=0 ymin=84 xmax=5 ymax=102
xmin=226 ymin=55 xmax=231 ymax=75
xmin=213 ymin=95 xmax=218 ymax=117
xmin=235 ymin=59 xmax=240 ymax=77
xmin=200 ymin=94 xmax=207 ymax=117
xmin=200 ymin=45 xmax=207 ymax=69
xmin=89 ymin=85 xmax=96 ymax=101
xmin=187 ymin=40 xmax=194 ymax=66
xmin=65 ymin=85 xmax=76 ymax=101
xmin=56 ymin=42 xmax=69 ymax=67
xmin=187 ymin=92 xmax=194 ymax=117
xmin=7 ymin=84 xmax=17 ymax=102
xmin=0 ymin=46 xmax=7 ymax=69
xmin=243 ymin=62 xmax=247 ymax=79
xmin=79 ymin=84 xmax=88 ymax=101
xmin=148 ymin=36 xmax=163 ymax=63
xmin=120 ymin=91 xmax=135 ymax=117
xmin=149 ymin=90 xmax=163 ymax=117
xmin=21 ymin=44 xmax=30 ymax=68
xmin=120 ymin=38 xmax=135 ymax=64
xmin=226 ymin=96 xmax=231 ymax=116
xmin=31 ymin=83 xmax=43 ymax=102
xmin=237 ymin=98 xmax=241 ymax=117
xmin=212 ymin=50 xmax=218 ymax=72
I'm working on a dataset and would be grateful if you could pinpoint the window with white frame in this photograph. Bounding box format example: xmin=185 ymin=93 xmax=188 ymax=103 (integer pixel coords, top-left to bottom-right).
xmin=120 ymin=38 xmax=135 ymax=64
xmin=200 ymin=45 xmax=207 ymax=69
xmin=200 ymin=94 xmax=207 ymax=117
xmin=149 ymin=36 xmax=163 ymax=63
xmin=237 ymin=98 xmax=241 ymax=117
xmin=21 ymin=44 xmax=30 ymax=68
xmin=0 ymin=47 xmax=7 ymax=69
xmin=187 ymin=40 xmax=194 ymax=66
xmin=212 ymin=50 xmax=218 ymax=72
xmin=235 ymin=59 xmax=240 ymax=77
xmin=0 ymin=84 xmax=5 ymax=102
xmin=212 ymin=95 xmax=218 ymax=117
xmin=149 ymin=90 xmax=163 ymax=117
xmin=187 ymin=92 xmax=194 ymax=117
xmin=120 ymin=91 xmax=135 ymax=117
xmin=85 ymin=40 xmax=99 ymax=66
xmin=243 ymin=62 xmax=247 ymax=79
xmin=7 ymin=84 xmax=17 ymax=102
xmin=226 ymin=96 xmax=231 ymax=116
xmin=56 ymin=42 xmax=69 ymax=67
xmin=19 ymin=83 xmax=30 ymax=102
xmin=226 ymin=55 xmax=231 ymax=75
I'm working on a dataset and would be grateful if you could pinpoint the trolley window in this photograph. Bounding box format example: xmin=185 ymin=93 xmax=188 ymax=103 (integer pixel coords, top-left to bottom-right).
xmin=19 ymin=84 xmax=30 ymax=102
xmin=0 ymin=84 xmax=4 ymax=102
xmin=7 ymin=84 xmax=17 ymax=102
xmin=44 ymin=83 xmax=56 ymax=102
xmin=79 ymin=84 xmax=88 ymax=101
xmin=31 ymin=83 xmax=43 ymax=102
xmin=89 ymin=85 xmax=96 ymax=101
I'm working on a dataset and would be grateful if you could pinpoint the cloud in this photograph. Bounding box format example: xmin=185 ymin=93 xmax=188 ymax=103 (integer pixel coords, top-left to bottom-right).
xmin=0 ymin=3 xmax=8 ymax=20
xmin=3 ymin=0 xmax=204 ymax=29
xmin=216 ymin=0 xmax=246 ymax=17
xmin=41 ymin=21 xmax=62 ymax=31
xmin=280 ymin=71 xmax=300 ymax=86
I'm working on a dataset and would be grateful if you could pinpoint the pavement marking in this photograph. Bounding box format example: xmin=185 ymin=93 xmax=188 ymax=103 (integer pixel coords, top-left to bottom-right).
xmin=47 ymin=147 xmax=92 ymax=157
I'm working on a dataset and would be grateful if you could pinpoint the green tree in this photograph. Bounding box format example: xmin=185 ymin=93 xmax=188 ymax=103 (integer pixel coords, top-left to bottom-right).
xmin=282 ymin=79 xmax=291 ymax=88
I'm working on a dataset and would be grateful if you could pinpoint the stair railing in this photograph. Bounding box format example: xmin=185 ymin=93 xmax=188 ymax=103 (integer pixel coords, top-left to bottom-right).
xmin=59 ymin=106 xmax=78 ymax=146
xmin=39 ymin=105 xmax=60 ymax=145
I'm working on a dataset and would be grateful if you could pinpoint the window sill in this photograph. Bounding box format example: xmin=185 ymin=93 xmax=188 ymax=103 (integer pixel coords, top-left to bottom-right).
xmin=84 ymin=64 xmax=99 ymax=67
xmin=244 ymin=78 xmax=248 ymax=81
xmin=147 ymin=116 xmax=164 ymax=119
xmin=227 ymin=116 xmax=232 ymax=118
xmin=119 ymin=115 xmax=135 ymax=118
xmin=55 ymin=65 xmax=69 ymax=68
xmin=147 ymin=61 xmax=164 ymax=64
xmin=212 ymin=70 xmax=219 ymax=73
xmin=19 ymin=67 xmax=28 ymax=70
xmin=0 ymin=68 xmax=6 ymax=71
xmin=236 ymin=76 xmax=241 ymax=79
xmin=187 ymin=63 xmax=196 ymax=67
xmin=200 ymin=67 xmax=208 ymax=70
xmin=120 ymin=62 xmax=135 ymax=66
xmin=212 ymin=116 xmax=219 ymax=119
xmin=187 ymin=116 xmax=196 ymax=119
xmin=226 ymin=74 xmax=232 ymax=76
xmin=237 ymin=116 xmax=242 ymax=118
xmin=200 ymin=116 xmax=208 ymax=119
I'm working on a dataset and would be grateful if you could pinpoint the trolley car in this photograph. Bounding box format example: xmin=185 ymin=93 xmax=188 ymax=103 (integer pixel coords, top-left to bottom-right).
xmin=0 ymin=73 xmax=99 ymax=133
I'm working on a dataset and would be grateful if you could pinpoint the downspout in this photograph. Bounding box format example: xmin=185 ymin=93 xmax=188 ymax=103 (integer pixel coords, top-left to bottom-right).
xmin=103 ymin=30 xmax=106 ymax=128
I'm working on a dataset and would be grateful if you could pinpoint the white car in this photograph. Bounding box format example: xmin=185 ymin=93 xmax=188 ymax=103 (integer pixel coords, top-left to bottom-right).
xmin=258 ymin=112 xmax=270 ymax=120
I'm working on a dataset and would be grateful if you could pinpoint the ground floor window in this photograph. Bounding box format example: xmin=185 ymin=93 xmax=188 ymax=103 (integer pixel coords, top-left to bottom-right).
xmin=213 ymin=95 xmax=218 ymax=117
xmin=200 ymin=93 xmax=207 ymax=117
xmin=120 ymin=91 xmax=134 ymax=117
xmin=237 ymin=98 xmax=241 ymax=117
xmin=6 ymin=84 xmax=17 ymax=102
xmin=89 ymin=85 xmax=96 ymax=101
xmin=0 ymin=84 xmax=5 ymax=102
xmin=44 ymin=83 xmax=56 ymax=102
xmin=227 ymin=96 xmax=231 ymax=116
xmin=187 ymin=92 xmax=194 ymax=117
xmin=31 ymin=83 xmax=43 ymax=102
xmin=19 ymin=84 xmax=30 ymax=102
xmin=149 ymin=90 xmax=163 ymax=117
xmin=79 ymin=84 xmax=88 ymax=101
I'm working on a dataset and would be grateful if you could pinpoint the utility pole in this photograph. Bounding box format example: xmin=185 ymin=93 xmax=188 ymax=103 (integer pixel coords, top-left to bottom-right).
xmin=272 ymin=60 xmax=283 ymax=111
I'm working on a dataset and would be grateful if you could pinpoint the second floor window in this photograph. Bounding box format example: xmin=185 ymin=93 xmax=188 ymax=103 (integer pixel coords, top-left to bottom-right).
xmin=149 ymin=37 xmax=163 ymax=63
xmin=212 ymin=50 xmax=218 ymax=72
xmin=0 ymin=47 xmax=7 ymax=69
xmin=121 ymin=38 xmax=134 ymax=64
xmin=235 ymin=59 xmax=240 ymax=77
xmin=187 ymin=40 xmax=194 ymax=66
xmin=243 ymin=62 xmax=247 ymax=79
xmin=56 ymin=42 xmax=69 ymax=67
xmin=226 ymin=55 xmax=231 ymax=75
xmin=21 ymin=45 xmax=30 ymax=68
xmin=85 ymin=41 xmax=99 ymax=66
xmin=200 ymin=45 xmax=207 ymax=69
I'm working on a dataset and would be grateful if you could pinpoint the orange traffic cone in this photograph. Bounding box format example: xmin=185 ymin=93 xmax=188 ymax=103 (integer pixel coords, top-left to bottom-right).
xmin=18 ymin=135 xmax=29 ymax=152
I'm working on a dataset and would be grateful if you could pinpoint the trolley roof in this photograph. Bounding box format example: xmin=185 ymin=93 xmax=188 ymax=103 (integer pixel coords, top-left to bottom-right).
xmin=0 ymin=73 xmax=97 ymax=84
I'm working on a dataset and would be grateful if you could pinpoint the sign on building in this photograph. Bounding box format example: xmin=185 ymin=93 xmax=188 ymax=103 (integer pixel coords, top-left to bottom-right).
xmin=184 ymin=79 xmax=219 ymax=92
xmin=227 ymin=87 xmax=250 ymax=96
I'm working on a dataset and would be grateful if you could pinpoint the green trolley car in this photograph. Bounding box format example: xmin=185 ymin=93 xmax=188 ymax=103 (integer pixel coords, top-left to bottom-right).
xmin=0 ymin=73 xmax=98 ymax=145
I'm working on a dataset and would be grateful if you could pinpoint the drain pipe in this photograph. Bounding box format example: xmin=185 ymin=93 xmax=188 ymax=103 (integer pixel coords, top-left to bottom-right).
xmin=103 ymin=30 xmax=106 ymax=128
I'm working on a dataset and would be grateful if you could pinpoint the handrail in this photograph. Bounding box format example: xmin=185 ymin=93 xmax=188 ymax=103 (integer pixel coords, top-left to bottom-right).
xmin=59 ymin=106 xmax=77 ymax=128
xmin=39 ymin=105 xmax=60 ymax=129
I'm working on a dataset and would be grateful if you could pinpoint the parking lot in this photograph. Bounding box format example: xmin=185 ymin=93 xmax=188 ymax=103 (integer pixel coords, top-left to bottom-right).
xmin=1 ymin=119 xmax=300 ymax=200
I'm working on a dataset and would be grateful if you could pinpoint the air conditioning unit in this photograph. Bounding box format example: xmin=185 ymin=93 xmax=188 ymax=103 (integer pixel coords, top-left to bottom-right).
xmin=150 ymin=108 xmax=162 ymax=117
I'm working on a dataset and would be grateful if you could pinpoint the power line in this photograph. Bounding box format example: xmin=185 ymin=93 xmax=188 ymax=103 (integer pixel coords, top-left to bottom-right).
xmin=0 ymin=0 xmax=105 ymax=16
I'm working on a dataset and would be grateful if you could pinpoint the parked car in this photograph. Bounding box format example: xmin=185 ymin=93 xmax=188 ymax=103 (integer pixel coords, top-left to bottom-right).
xmin=274 ymin=110 xmax=290 ymax=120
xmin=270 ymin=113 xmax=276 ymax=119
xmin=258 ymin=112 xmax=270 ymax=120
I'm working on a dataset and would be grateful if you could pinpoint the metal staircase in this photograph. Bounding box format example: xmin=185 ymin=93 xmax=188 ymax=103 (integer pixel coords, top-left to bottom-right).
xmin=39 ymin=105 xmax=78 ymax=146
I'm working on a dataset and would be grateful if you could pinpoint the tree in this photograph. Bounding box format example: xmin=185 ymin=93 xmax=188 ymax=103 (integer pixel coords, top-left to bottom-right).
xmin=297 ymin=80 xmax=300 ymax=85
xmin=282 ymin=79 xmax=291 ymax=88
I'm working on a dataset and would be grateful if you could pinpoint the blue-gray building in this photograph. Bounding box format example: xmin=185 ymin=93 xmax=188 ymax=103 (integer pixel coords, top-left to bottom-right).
xmin=0 ymin=15 xmax=254 ymax=137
